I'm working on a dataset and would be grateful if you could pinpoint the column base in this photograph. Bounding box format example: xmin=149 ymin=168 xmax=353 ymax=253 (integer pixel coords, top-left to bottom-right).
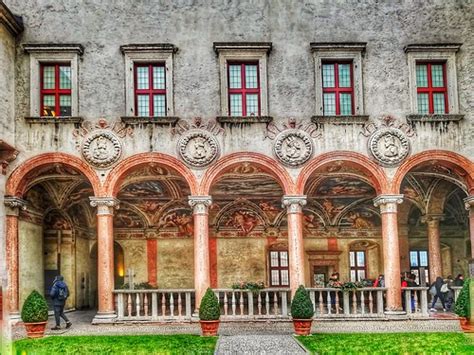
xmin=92 ymin=311 xmax=117 ymax=324
xmin=9 ymin=311 xmax=21 ymax=324
xmin=384 ymin=310 xmax=407 ymax=317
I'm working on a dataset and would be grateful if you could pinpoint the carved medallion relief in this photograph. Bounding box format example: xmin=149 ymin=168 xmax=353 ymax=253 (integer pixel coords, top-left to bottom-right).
xmin=274 ymin=129 xmax=313 ymax=167
xmin=368 ymin=128 xmax=410 ymax=167
xmin=178 ymin=130 xmax=220 ymax=168
xmin=82 ymin=130 xmax=122 ymax=169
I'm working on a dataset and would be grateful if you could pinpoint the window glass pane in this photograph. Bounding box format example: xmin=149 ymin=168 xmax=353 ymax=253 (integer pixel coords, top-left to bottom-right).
xmin=280 ymin=252 xmax=288 ymax=267
xmin=357 ymin=251 xmax=365 ymax=267
xmin=136 ymin=67 xmax=149 ymax=90
xmin=322 ymin=64 xmax=335 ymax=88
xmin=417 ymin=93 xmax=429 ymax=114
xmin=153 ymin=95 xmax=166 ymax=116
xmin=59 ymin=66 xmax=71 ymax=89
xmin=433 ymin=93 xmax=446 ymax=114
xmin=323 ymin=93 xmax=336 ymax=116
xmin=271 ymin=270 xmax=280 ymax=286
xmin=340 ymin=93 xmax=352 ymax=115
xmin=338 ymin=64 xmax=351 ymax=87
xmin=280 ymin=270 xmax=289 ymax=286
xmin=229 ymin=65 xmax=242 ymax=89
xmin=419 ymin=251 xmax=428 ymax=267
xmin=270 ymin=251 xmax=279 ymax=267
xmin=230 ymin=94 xmax=242 ymax=116
xmin=416 ymin=64 xmax=428 ymax=87
xmin=42 ymin=95 xmax=55 ymax=116
xmin=350 ymin=270 xmax=356 ymax=282
xmin=349 ymin=252 xmax=355 ymax=267
xmin=410 ymin=251 xmax=418 ymax=267
xmin=358 ymin=270 xmax=366 ymax=281
xmin=153 ymin=66 xmax=165 ymax=90
xmin=59 ymin=95 xmax=71 ymax=116
xmin=246 ymin=94 xmax=259 ymax=116
xmin=245 ymin=65 xmax=258 ymax=89
xmin=431 ymin=64 xmax=444 ymax=87
xmin=137 ymin=94 xmax=149 ymax=116
xmin=43 ymin=66 xmax=55 ymax=89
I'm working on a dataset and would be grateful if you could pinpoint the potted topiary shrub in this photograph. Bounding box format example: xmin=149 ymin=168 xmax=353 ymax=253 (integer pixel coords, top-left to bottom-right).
xmin=290 ymin=285 xmax=314 ymax=335
xmin=454 ymin=279 xmax=470 ymax=328
xmin=21 ymin=290 xmax=49 ymax=338
xmin=198 ymin=288 xmax=220 ymax=336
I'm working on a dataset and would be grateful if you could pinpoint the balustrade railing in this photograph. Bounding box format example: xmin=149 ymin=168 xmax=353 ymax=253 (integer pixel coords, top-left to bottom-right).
xmin=402 ymin=287 xmax=429 ymax=316
xmin=114 ymin=289 xmax=195 ymax=321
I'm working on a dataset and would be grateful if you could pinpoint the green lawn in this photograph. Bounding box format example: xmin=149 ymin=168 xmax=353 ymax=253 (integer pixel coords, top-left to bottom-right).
xmin=13 ymin=334 xmax=217 ymax=355
xmin=297 ymin=332 xmax=474 ymax=354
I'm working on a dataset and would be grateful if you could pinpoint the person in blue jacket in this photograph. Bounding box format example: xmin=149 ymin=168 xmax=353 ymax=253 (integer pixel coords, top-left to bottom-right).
xmin=50 ymin=275 xmax=72 ymax=330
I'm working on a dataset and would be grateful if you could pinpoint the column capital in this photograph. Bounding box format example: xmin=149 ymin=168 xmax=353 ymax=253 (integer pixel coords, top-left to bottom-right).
xmin=4 ymin=196 xmax=27 ymax=216
xmin=464 ymin=196 xmax=474 ymax=210
xmin=373 ymin=194 xmax=403 ymax=214
xmin=421 ymin=214 xmax=445 ymax=224
xmin=282 ymin=195 xmax=307 ymax=213
xmin=89 ymin=197 xmax=120 ymax=215
xmin=188 ymin=195 xmax=212 ymax=214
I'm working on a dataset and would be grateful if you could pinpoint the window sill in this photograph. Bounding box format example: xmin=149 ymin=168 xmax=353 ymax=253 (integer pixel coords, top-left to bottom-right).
xmin=406 ymin=114 xmax=464 ymax=123
xmin=25 ymin=116 xmax=83 ymax=124
xmin=216 ymin=116 xmax=273 ymax=124
xmin=121 ymin=116 xmax=179 ymax=125
xmin=311 ymin=115 xmax=369 ymax=125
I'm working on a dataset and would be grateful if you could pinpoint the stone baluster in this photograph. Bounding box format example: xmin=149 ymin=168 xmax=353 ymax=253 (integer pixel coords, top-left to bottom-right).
xmin=188 ymin=196 xmax=212 ymax=309
xmin=374 ymin=194 xmax=404 ymax=314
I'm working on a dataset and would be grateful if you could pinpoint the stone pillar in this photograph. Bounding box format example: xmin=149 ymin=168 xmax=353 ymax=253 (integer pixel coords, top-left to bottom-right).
xmin=422 ymin=214 xmax=444 ymax=282
xmin=282 ymin=195 xmax=307 ymax=295
xmin=188 ymin=196 xmax=212 ymax=309
xmin=90 ymin=197 xmax=119 ymax=322
xmin=3 ymin=197 xmax=26 ymax=318
xmin=373 ymin=194 xmax=404 ymax=313
xmin=464 ymin=196 xmax=474 ymax=258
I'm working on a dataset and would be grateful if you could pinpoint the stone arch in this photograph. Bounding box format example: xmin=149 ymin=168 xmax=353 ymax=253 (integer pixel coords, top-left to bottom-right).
xmin=6 ymin=153 xmax=102 ymax=197
xmin=199 ymin=152 xmax=295 ymax=195
xmin=392 ymin=150 xmax=474 ymax=195
xmin=296 ymin=151 xmax=389 ymax=195
xmin=105 ymin=152 xmax=199 ymax=197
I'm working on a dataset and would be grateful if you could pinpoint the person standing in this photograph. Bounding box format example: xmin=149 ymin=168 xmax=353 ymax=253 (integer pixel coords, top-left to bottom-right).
xmin=50 ymin=275 xmax=72 ymax=330
xmin=429 ymin=276 xmax=447 ymax=312
xmin=453 ymin=274 xmax=464 ymax=287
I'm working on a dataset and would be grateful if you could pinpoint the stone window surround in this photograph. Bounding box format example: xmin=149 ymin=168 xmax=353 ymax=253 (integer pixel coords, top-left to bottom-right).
xmin=214 ymin=42 xmax=272 ymax=120
xmin=311 ymin=43 xmax=367 ymax=122
xmin=121 ymin=44 xmax=177 ymax=119
xmin=405 ymin=44 xmax=462 ymax=120
xmin=24 ymin=44 xmax=83 ymax=119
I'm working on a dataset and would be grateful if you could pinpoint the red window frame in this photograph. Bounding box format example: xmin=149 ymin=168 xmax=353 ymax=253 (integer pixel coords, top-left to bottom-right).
xmin=269 ymin=250 xmax=289 ymax=287
xmin=416 ymin=62 xmax=448 ymax=114
xmin=134 ymin=63 xmax=167 ymax=116
xmin=227 ymin=61 xmax=261 ymax=116
xmin=40 ymin=63 xmax=72 ymax=117
xmin=349 ymin=250 xmax=366 ymax=282
xmin=322 ymin=61 xmax=354 ymax=115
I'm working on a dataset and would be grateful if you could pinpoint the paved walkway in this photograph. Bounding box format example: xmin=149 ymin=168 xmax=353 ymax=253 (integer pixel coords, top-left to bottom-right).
xmin=216 ymin=335 xmax=306 ymax=354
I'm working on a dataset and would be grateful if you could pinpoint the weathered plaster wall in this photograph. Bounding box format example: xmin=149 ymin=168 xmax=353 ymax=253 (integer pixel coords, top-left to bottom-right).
xmin=157 ymin=239 xmax=193 ymax=289
xmin=119 ymin=240 xmax=147 ymax=285
xmin=75 ymin=235 xmax=92 ymax=309
xmin=0 ymin=25 xmax=16 ymax=144
xmin=18 ymin=220 xmax=43 ymax=307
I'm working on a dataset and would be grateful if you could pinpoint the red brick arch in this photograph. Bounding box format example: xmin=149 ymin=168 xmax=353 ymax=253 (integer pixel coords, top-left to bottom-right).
xmin=199 ymin=152 xmax=295 ymax=195
xmin=105 ymin=152 xmax=199 ymax=196
xmin=392 ymin=150 xmax=474 ymax=194
xmin=6 ymin=153 xmax=102 ymax=197
xmin=296 ymin=151 xmax=389 ymax=195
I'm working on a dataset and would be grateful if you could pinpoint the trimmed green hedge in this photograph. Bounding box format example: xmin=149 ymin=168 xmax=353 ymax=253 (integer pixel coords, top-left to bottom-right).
xmin=199 ymin=288 xmax=220 ymax=321
xmin=291 ymin=285 xmax=314 ymax=319
xmin=454 ymin=278 xmax=471 ymax=318
xmin=21 ymin=290 xmax=49 ymax=323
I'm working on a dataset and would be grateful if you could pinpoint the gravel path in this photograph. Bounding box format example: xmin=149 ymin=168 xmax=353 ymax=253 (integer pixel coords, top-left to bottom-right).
xmin=216 ymin=335 xmax=307 ymax=354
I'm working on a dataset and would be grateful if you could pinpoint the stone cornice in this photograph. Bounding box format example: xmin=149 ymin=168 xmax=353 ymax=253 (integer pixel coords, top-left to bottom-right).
xmin=0 ymin=139 xmax=19 ymax=175
xmin=310 ymin=42 xmax=367 ymax=52
xmin=4 ymin=196 xmax=27 ymax=216
xmin=404 ymin=43 xmax=462 ymax=53
xmin=213 ymin=42 xmax=272 ymax=54
xmin=120 ymin=43 xmax=178 ymax=54
xmin=0 ymin=2 xmax=23 ymax=36
xmin=23 ymin=43 xmax=84 ymax=55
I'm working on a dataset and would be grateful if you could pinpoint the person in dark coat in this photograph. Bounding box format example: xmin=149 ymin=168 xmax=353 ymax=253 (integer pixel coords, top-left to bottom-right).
xmin=50 ymin=275 xmax=72 ymax=330
xmin=453 ymin=274 xmax=464 ymax=287
xmin=429 ymin=276 xmax=447 ymax=312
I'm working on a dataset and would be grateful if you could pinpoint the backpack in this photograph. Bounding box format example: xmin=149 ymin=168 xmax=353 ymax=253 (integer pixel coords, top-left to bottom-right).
xmin=57 ymin=285 xmax=68 ymax=301
xmin=440 ymin=283 xmax=449 ymax=293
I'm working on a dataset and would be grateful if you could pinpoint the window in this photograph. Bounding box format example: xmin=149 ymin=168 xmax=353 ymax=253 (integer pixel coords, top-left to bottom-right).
xmin=269 ymin=251 xmax=289 ymax=287
xmin=121 ymin=44 xmax=177 ymax=117
xmin=134 ymin=64 xmax=166 ymax=116
xmin=322 ymin=62 xmax=354 ymax=115
xmin=409 ymin=250 xmax=429 ymax=284
xmin=214 ymin=42 xmax=271 ymax=118
xmin=228 ymin=62 xmax=260 ymax=116
xmin=40 ymin=64 xmax=72 ymax=116
xmin=311 ymin=43 xmax=366 ymax=118
xmin=24 ymin=44 xmax=83 ymax=118
xmin=349 ymin=250 xmax=366 ymax=282
xmin=405 ymin=44 xmax=462 ymax=117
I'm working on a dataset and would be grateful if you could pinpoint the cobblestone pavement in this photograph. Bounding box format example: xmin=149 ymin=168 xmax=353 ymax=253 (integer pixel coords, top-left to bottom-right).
xmin=216 ymin=335 xmax=307 ymax=354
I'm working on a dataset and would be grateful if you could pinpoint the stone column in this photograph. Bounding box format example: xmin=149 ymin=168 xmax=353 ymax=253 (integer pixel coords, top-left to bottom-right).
xmin=464 ymin=196 xmax=474 ymax=258
xmin=282 ymin=195 xmax=307 ymax=295
xmin=90 ymin=197 xmax=119 ymax=322
xmin=373 ymin=194 xmax=404 ymax=313
xmin=188 ymin=196 xmax=212 ymax=308
xmin=422 ymin=214 xmax=444 ymax=282
xmin=3 ymin=197 xmax=26 ymax=318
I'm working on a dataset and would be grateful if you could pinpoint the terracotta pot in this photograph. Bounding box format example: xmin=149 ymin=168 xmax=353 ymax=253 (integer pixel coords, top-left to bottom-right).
xmin=459 ymin=317 xmax=469 ymax=327
xmin=199 ymin=320 xmax=220 ymax=336
xmin=24 ymin=321 xmax=48 ymax=338
xmin=293 ymin=319 xmax=313 ymax=336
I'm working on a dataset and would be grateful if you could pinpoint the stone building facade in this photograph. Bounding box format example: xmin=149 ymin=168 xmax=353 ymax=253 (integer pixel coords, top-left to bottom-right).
xmin=0 ymin=0 xmax=473 ymax=324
